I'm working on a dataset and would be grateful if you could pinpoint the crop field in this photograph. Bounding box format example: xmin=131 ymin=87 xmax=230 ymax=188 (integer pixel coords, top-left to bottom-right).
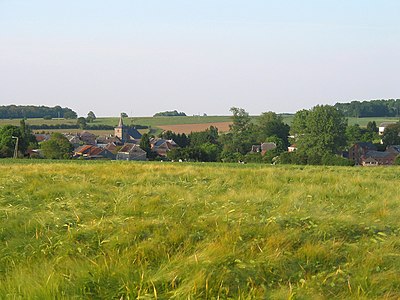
xmin=1 ymin=161 xmax=400 ymax=299
xmin=1 ymin=116 xmax=399 ymax=136
xmin=158 ymin=122 xmax=232 ymax=134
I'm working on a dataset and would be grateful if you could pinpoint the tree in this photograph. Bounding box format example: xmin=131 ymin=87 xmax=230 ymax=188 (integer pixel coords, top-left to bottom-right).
xmin=0 ymin=125 xmax=22 ymax=157
xmin=381 ymin=123 xmax=400 ymax=146
xmin=0 ymin=121 xmax=36 ymax=158
xmin=366 ymin=121 xmax=378 ymax=133
xmin=139 ymin=133 xmax=156 ymax=159
xmin=86 ymin=111 xmax=96 ymax=123
xmin=121 ymin=112 xmax=128 ymax=118
xmin=64 ymin=111 xmax=77 ymax=119
xmin=293 ymin=105 xmax=347 ymax=164
xmin=257 ymin=111 xmax=290 ymax=147
xmin=41 ymin=133 xmax=73 ymax=159
xmin=290 ymin=109 xmax=309 ymax=136
xmin=223 ymin=107 xmax=256 ymax=155
xmin=77 ymin=117 xmax=87 ymax=130
xmin=189 ymin=126 xmax=219 ymax=147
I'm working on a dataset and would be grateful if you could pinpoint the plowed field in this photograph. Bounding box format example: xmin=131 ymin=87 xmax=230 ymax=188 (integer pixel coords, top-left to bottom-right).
xmin=158 ymin=121 xmax=232 ymax=133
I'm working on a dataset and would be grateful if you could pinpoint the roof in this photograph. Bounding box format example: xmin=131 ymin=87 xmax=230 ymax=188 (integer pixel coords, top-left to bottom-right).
xmin=364 ymin=150 xmax=397 ymax=159
xmin=127 ymin=127 xmax=142 ymax=139
xmin=352 ymin=142 xmax=377 ymax=151
xmin=117 ymin=116 xmax=124 ymax=128
xmin=34 ymin=134 xmax=50 ymax=142
xmin=118 ymin=143 xmax=146 ymax=154
xmin=80 ymin=131 xmax=96 ymax=137
xmin=261 ymin=142 xmax=277 ymax=151
xmin=387 ymin=145 xmax=400 ymax=153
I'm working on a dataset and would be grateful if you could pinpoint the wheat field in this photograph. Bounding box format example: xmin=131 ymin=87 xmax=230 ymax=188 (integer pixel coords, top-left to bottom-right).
xmin=0 ymin=160 xmax=400 ymax=299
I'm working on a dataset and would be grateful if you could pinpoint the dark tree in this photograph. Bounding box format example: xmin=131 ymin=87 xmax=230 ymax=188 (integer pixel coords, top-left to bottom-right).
xmin=86 ymin=111 xmax=96 ymax=123
xmin=77 ymin=117 xmax=87 ymax=130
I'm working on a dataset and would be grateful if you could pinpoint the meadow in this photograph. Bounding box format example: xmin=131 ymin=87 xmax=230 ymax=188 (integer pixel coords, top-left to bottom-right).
xmin=2 ymin=115 xmax=398 ymax=135
xmin=1 ymin=160 xmax=400 ymax=299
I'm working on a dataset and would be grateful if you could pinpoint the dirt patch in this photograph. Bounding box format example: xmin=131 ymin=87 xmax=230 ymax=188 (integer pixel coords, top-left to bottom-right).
xmin=158 ymin=122 xmax=232 ymax=134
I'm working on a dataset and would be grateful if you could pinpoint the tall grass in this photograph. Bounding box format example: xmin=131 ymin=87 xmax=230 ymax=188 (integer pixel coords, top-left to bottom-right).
xmin=0 ymin=161 xmax=400 ymax=298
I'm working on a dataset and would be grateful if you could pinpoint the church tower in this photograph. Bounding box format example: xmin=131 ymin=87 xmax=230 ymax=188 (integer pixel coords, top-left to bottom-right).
xmin=115 ymin=115 xmax=126 ymax=142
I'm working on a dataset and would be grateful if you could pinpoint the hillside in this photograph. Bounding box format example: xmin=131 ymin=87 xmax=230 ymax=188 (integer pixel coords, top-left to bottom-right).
xmin=1 ymin=161 xmax=399 ymax=298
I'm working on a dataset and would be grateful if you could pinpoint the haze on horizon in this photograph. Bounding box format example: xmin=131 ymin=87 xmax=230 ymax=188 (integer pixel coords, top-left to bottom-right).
xmin=1 ymin=0 xmax=399 ymax=117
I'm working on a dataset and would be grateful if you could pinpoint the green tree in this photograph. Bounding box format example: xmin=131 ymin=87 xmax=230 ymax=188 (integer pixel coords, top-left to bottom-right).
xmin=41 ymin=133 xmax=73 ymax=159
xmin=77 ymin=117 xmax=87 ymax=129
xmin=0 ymin=121 xmax=37 ymax=158
xmin=366 ymin=121 xmax=378 ymax=133
xmin=290 ymin=109 xmax=309 ymax=136
xmin=121 ymin=112 xmax=128 ymax=118
xmin=257 ymin=112 xmax=290 ymax=147
xmin=139 ymin=133 xmax=156 ymax=159
xmin=381 ymin=123 xmax=400 ymax=146
xmin=346 ymin=124 xmax=363 ymax=146
xmin=294 ymin=105 xmax=347 ymax=164
xmin=223 ymin=107 xmax=256 ymax=155
xmin=0 ymin=125 xmax=21 ymax=157
xmin=86 ymin=111 xmax=96 ymax=123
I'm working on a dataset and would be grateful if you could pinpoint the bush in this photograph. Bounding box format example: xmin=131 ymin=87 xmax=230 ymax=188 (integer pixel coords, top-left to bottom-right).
xmin=321 ymin=153 xmax=354 ymax=166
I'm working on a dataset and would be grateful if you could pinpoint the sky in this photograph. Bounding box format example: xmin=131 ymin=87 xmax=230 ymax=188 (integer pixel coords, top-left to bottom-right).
xmin=1 ymin=1 xmax=400 ymax=117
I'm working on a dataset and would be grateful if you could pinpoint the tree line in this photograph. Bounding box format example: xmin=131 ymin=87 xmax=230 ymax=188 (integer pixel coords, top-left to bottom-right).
xmin=153 ymin=110 xmax=187 ymax=117
xmin=334 ymin=99 xmax=400 ymax=118
xmin=2 ymin=104 xmax=400 ymax=165
xmin=0 ymin=105 xmax=77 ymax=119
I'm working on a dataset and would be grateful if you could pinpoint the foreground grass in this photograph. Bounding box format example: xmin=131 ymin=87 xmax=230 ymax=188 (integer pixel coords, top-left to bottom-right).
xmin=0 ymin=161 xmax=400 ymax=299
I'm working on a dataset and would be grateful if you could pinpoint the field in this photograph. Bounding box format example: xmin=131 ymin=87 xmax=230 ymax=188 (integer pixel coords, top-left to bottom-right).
xmin=1 ymin=116 xmax=399 ymax=136
xmin=158 ymin=122 xmax=232 ymax=134
xmin=1 ymin=161 xmax=400 ymax=298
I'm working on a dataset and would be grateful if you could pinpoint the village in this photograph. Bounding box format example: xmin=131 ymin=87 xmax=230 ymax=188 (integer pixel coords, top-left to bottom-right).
xmin=30 ymin=115 xmax=400 ymax=166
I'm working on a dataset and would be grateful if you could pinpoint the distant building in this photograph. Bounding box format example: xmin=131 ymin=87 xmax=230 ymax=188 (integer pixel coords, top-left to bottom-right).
xmin=74 ymin=145 xmax=115 ymax=160
xmin=379 ymin=122 xmax=397 ymax=135
xmin=79 ymin=131 xmax=96 ymax=145
xmin=116 ymin=143 xmax=147 ymax=161
xmin=360 ymin=150 xmax=398 ymax=166
xmin=249 ymin=142 xmax=277 ymax=155
xmin=349 ymin=142 xmax=377 ymax=165
xmin=114 ymin=116 xmax=142 ymax=143
xmin=150 ymin=138 xmax=178 ymax=157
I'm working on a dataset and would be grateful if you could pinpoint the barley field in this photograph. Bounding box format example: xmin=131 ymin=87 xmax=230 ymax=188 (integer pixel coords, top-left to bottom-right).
xmin=0 ymin=160 xmax=400 ymax=299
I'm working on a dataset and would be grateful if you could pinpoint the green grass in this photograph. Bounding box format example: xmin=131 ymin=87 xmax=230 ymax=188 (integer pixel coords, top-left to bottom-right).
xmin=0 ymin=116 xmax=232 ymax=127
xmin=1 ymin=160 xmax=400 ymax=298
xmin=281 ymin=116 xmax=400 ymax=127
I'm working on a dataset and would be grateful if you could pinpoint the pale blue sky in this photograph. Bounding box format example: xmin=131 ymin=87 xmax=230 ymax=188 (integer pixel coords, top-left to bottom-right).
xmin=1 ymin=1 xmax=399 ymax=116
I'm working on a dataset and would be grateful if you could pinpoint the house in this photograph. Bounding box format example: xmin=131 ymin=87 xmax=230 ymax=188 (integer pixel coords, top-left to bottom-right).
xmin=34 ymin=134 xmax=50 ymax=143
xmin=64 ymin=134 xmax=82 ymax=148
xmin=379 ymin=122 xmax=397 ymax=135
xmin=249 ymin=142 xmax=277 ymax=155
xmin=79 ymin=131 xmax=97 ymax=145
xmin=114 ymin=116 xmax=142 ymax=143
xmin=386 ymin=145 xmax=400 ymax=154
xmin=348 ymin=142 xmax=377 ymax=165
xmin=151 ymin=138 xmax=178 ymax=156
xmin=74 ymin=145 xmax=115 ymax=160
xmin=250 ymin=145 xmax=262 ymax=153
xmin=360 ymin=150 xmax=398 ymax=166
xmin=261 ymin=142 xmax=276 ymax=155
xmin=116 ymin=143 xmax=147 ymax=161
xmin=96 ymin=135 xmax=123 ymax=147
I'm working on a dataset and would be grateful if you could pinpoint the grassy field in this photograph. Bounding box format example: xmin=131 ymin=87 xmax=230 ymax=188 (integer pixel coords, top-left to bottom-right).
xmin=1 ymin=115 xmax=399 ymax=128
xmin=1 ymin=160 xmax=400 ymax=298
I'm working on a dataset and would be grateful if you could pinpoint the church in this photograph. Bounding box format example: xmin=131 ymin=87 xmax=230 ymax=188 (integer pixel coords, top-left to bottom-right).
xmin=114 ymin=115 xmax=142 ymax=143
